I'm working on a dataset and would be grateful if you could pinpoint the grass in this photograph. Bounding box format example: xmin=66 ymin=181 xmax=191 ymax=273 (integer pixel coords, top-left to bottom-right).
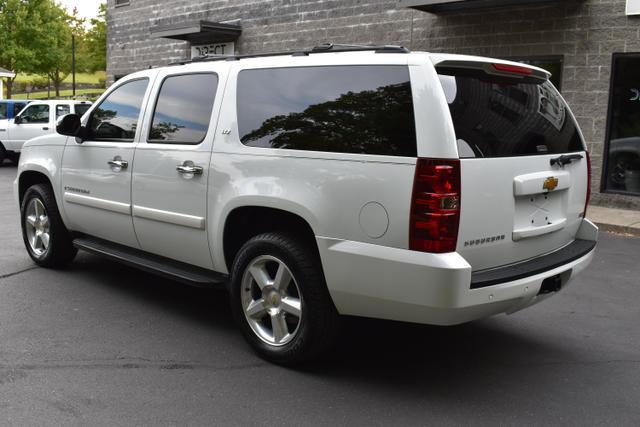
xmin=13 ymin=71 xmax=106 ymax=85
xmin=12 ymin=88 xmax=105 ymax=100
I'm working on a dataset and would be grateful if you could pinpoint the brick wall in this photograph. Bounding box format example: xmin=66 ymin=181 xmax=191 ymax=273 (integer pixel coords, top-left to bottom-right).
xmin=106 ymin=0 xmax=640 ymax=210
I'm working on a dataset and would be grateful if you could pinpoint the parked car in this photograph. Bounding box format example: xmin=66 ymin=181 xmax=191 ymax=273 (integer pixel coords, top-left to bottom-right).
xmin=14 ymin=44 xmax=597 ymax=363
xmin=0 ymin=99 xmax=30 ymax=120
xmin=606 ymin=137 xmax=640 ymax=193
xmin=0 ymin=100 xmax=91 ymax=163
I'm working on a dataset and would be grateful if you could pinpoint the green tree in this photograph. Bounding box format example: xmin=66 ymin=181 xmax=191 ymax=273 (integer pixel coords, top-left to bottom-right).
xmin=81 ymin=3 xmax=106 ymax=73
xmin=36 ymin=2 xmax=79 ymax=97
xmin=0 ymin=0 xmax=48 ymax=98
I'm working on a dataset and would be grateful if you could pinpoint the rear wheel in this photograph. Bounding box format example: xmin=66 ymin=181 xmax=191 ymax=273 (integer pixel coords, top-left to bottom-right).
xmin=21 ymin=184 xmax=77 ymax=268
xmin=0 ymin=144 xmax=6 ymax=164
xmin=230 ymin=232 xmax=340 ymax=364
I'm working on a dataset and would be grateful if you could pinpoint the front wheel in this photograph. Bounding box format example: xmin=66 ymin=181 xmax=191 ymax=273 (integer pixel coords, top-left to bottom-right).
xmin=21 ymin=184 xmax=77 ymax=268
xmin=230 ymin=232 xmax=340 ymax=364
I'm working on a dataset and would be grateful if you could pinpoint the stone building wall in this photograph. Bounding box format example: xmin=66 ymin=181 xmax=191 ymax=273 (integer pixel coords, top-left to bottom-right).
xmin=106 ymin=0 xmax=640 ymax=209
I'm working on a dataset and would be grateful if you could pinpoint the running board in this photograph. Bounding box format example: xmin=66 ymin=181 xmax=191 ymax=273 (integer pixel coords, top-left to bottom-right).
xmin=73 ymin=237 xmax=228 ymax=288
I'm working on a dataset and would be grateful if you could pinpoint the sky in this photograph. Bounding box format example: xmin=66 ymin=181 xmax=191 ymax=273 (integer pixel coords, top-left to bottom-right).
xmin=57 ymin=0 xmax=104 ymax=21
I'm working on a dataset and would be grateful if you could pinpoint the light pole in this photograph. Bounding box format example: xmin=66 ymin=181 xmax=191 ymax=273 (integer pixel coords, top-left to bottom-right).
xmin=72 ymin=33 xmax=76 ymax=97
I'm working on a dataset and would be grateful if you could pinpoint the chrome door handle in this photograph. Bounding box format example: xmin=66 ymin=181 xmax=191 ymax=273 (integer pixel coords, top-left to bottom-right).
xmin=108 ymin=158 xmax=128 ymax=171
xmin=176 ymin=164 xmax=203 ymax=176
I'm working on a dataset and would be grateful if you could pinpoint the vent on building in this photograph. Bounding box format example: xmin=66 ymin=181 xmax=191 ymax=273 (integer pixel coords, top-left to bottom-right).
xmin=627 ymin=0 xmax=640 ymax=15
xmin=115 ymin=0 xmax=130 ymax=6
xmin=399 ymin=0 xmax=582 ymax=13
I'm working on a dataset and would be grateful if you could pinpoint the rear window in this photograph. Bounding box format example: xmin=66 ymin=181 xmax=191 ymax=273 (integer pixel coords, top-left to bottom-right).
xmin=438 ymin=72 xmax=584 ymax=158
xmin=237 ymin=65 xmax=417 ymax=157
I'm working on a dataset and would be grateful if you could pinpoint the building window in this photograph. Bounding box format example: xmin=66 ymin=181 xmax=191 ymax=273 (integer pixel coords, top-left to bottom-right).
xmin=508 ymin=56 xmax=564 ymax=91
xmin=603 ymin=53 xmax=640 ymax=195
xmin=115 ymin=0 xmax=130 ymax=6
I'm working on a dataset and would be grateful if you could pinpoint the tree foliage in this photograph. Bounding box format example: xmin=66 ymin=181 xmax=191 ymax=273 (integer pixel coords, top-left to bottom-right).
xmin=0 ymin=0 xmax=107 ymax=98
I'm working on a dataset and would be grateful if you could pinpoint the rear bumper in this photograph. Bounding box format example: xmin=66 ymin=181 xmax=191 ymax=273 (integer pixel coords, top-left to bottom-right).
xmin=317 ymin=219 xmax=597 ymax=326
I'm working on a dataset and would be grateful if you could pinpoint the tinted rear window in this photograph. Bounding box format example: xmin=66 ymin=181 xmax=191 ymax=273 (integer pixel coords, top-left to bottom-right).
xmin=237 ymin=65 xmax=417 ymax=157
xmin=438 ymin=73 xmax=584 ymax=158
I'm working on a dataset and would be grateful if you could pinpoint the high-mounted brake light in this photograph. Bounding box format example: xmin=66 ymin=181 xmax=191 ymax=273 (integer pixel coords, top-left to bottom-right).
xmin=582 ymin=151 xmax=591 ymax=218
xmin=492 ymin=63 xmax=533 ymax=76
xmin=409 ymin=158 xmax=461 ymax=253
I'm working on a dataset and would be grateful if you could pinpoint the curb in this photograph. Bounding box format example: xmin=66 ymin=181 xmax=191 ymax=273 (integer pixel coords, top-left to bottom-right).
xmin=592 ymin=221 xmax=640 ymax=237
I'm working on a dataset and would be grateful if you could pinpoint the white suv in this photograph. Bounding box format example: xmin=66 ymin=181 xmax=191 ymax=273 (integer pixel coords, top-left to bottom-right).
xmin=0 ymin=100 xmax=91 ymax=163
xmin=14 ymin=45 xmax=597 ymax=363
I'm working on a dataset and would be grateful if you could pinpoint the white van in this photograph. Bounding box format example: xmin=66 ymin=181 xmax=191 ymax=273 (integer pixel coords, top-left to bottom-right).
xmin=14 ymin=44 xmax=597 ymax=363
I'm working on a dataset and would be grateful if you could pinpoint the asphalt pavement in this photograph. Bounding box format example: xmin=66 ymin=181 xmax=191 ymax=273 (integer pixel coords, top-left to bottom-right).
xmin=0 ymin=162 xmax=639 ymax=426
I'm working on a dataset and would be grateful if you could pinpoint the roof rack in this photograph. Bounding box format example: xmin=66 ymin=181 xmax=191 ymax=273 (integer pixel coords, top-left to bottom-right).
xmin=169 ymin=43 xmax=409 ymax=66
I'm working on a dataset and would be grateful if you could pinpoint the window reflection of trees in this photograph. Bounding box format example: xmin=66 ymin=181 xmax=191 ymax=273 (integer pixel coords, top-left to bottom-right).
xmin=149 ymin=121 xmax=184 ymax=140
xmin=241 ymin=82 xmax=416 ymax=156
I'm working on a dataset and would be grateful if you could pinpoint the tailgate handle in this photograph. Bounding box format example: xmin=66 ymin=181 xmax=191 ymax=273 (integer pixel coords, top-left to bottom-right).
xmin=550 ymin=154 xmax=583 ymax=167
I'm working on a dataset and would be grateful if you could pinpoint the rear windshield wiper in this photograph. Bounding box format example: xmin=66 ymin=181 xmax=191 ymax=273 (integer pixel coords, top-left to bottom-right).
xmin=550 ymin=154 xmax=583 ymax=167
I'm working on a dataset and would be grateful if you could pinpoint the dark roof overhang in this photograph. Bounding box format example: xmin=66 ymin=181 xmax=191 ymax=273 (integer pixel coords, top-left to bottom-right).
xmin=150 ymin=20 xmax=241 ymax=44
xmin=398 ymin=0 xmax=574 ymax=13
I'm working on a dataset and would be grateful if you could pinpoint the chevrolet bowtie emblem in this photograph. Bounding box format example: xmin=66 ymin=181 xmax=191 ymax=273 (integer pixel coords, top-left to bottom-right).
xmin=543 ymin=176 xmax=559 ymax=191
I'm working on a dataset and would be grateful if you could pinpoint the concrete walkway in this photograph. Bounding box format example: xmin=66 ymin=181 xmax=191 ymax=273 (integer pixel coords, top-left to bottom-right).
xmin=588 ymin=205 xmax=640 ymax=236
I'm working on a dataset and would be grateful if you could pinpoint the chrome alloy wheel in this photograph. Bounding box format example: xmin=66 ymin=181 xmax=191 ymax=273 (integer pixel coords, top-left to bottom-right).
xmin=24 ymin=198 xmax=50 ymax=258
xmin=241 ymin=255 xmax=303 ymax=346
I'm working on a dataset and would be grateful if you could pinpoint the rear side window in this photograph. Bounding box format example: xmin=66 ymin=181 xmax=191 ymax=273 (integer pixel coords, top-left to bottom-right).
xmin=237 ymin=65 xmax=417 ymax=156
xmin=148 ymin=73 xmax=218 ymax=144
xmin=75 ymin=104 xmax=91 ymax=116
xmin=56 ymin=104 xmax=70 ymax=119
xmin=0 ymin=104 xmax=6 ymax=120
xmin=438 ymin=72 xmax=584 ymax=158
xmin=88 ymin=78 xmax=148 ymax=141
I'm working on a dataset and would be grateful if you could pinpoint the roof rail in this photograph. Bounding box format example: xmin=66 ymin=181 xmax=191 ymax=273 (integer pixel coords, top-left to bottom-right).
xmin=169 ymin=43 xmax=409 ymax=66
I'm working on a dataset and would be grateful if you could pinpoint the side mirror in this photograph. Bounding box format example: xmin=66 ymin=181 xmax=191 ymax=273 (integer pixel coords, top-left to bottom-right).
xmin=13 ymin=115 xmax=22 ymax=124
xmin=56 ymin=114 xmax=82 ymax=138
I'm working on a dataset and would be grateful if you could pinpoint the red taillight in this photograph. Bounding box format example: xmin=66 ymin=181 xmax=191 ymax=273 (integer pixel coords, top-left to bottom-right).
xmin=492 ymin=63 xmax=533 ymax=76
xmin=410 ymin=158 xmax=461 ymax=253
xmin=583 ymin=151 xmax=591 ymax=218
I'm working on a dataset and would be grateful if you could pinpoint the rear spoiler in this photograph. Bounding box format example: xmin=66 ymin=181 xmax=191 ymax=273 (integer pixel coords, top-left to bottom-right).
xmin=434 ymin=59 xmax=550 ymax=83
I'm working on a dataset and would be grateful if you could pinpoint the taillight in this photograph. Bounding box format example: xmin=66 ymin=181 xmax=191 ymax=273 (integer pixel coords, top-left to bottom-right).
xmin=409 ymin=158 xmax=461 ymax=253
xmin=492 ymin=63 xmax=533 ymax=76
xmin=582 ymin=151 xmax=591 ymax=218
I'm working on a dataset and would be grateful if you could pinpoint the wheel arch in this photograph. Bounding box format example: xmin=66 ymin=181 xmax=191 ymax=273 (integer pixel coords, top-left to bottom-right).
xmin=222 ymin=205 xmax=320 ymax=272
xmin=18 ymin=170 xmax=54 ymax=205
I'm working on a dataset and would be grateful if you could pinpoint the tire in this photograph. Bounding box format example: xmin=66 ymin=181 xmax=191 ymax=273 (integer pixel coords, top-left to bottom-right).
xmin=0 ymin=144 xmax=6 ymax=165
xmin=230 ymin=232 xmax=340 ymax=364
xmin=20 ymin=184 xmax=77 ymax=268
xmin=7 ymin=151 xmax=20 ymax=164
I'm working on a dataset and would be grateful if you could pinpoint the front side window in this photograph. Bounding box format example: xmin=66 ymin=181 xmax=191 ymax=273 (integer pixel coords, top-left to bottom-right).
xmin=148 ymin=73 xmax=218 ymax=144
xmin=604 ymin=54 xmax=640 ymax=195
xmin=13 ymin=103 xmax=27 ymax=117
xmin=88 ymin=78 xmax=148 ymax=141
xmin=56 ymin=104 xmax=70 ymax=119
xmin=237 ymin=65 xmax=417 ymax=156
xmin=19 ymin=105 xmax=49 ymax=124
